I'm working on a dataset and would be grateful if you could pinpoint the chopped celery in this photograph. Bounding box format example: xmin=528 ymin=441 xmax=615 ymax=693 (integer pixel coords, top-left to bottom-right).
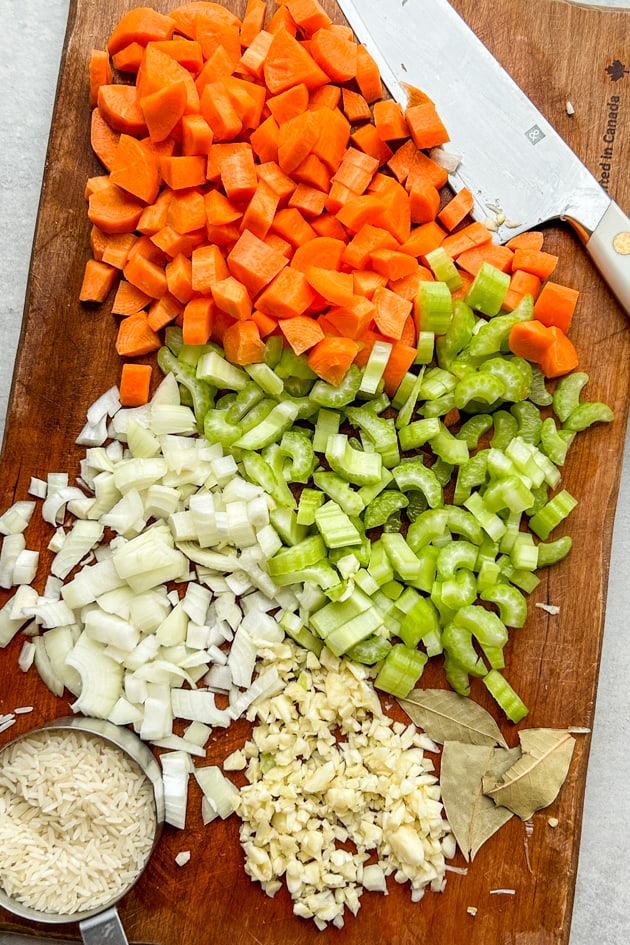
xmin=483 ymin=669 xmax=528 ymax=723
xmin=312 ymin=470 xmax=365 ymax=518
xmin=296 ymin=488 xmax=325 ymax=526
xmin=454 ymin=372 xmax=505 ymax=411
xmin=277 ymin=429 xmax=315 ymax=483
xmin=563 ymin=401 xmax=614 ymax=432
xmin=312 ymin=408 xmax=341 ymax=453
xmin=480 ymin=583 xmax=528 ymax=628
xmin=415 ymin=281 xmax=453 ymax=333
xmin=398 ymin=417 xmax=441 ymax=452
xmin=196 ymin=350 xmax=249 ymax=390
xmin=374 ymin=644 xmax=428 ymax=698
xmin=381 ymin=533 xmax=424 ymax=583
xmin=309 ymin=365 xmax=362 ymax=408
xmin=347 ymin=635 xmax=392 ymax=665
xmin=233 ymin=401 xmax=300 ymax=450
xmin=360 ymin=341 xmax=392 ymax=395
xmin=392 ymin=458 xmax=443 ymax=509
xmin=528 ymin=489 xmax=577 ymax=540
xmin=267 ymin=535 xmax=327 ymax=578
xmin=424 ymin=248 xmax=463 ymax=292
xmin=345 ymin=406 xmax=400 ymax=467
xmin=326 ymin=434 xmax=383 ymax=486
xmin=244 ymin=362 xmax=285 ymax=398
xmin=465 ymin=262 xmax=510 ymax=316
xmin=436 ymin=300 xmax=476 ymax=370
xmin=536 ymin=535 xmax=572 ymax=567
xmin=552 ymin=371 xmax=590 ymax=422
xmin=314 ymin=500 xmax=362 ymax=549
xmin=363 ymin=490 xmax=409 ymax=530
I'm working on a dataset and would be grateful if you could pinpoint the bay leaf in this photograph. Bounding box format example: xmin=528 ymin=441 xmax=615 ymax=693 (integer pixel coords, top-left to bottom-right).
xmin=399 ymin=688 xmax=508 ymax=748
xmin=482 ymin=728 xmax=576 ymax=820
xmin=441 ymin=741 xmax=519 ymax=861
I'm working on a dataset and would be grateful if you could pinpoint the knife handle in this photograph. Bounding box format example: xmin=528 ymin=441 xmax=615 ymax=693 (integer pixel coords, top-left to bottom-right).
xmin=580 ymin=201 xmax=630 ymax=317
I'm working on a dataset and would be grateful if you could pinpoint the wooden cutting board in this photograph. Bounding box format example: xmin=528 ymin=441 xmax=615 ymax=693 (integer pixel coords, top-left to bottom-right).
xmin=1 ymin=1 xmax=629 ymax=942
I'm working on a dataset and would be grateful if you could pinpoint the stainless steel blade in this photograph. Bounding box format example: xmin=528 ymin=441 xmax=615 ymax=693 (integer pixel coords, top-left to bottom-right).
xmin=337 ymin=0 xmax=611 ymax=242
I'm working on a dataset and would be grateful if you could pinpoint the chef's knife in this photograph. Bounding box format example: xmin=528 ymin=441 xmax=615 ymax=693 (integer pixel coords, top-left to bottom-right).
xmin=337 ymin=0 xmax=630 ymax=315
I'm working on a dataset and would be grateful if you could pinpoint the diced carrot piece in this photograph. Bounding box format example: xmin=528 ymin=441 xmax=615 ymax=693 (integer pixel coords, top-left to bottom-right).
xmin=251 ymin=308 xmax=278 ymax=337
xmin=240 ymin=0 xmax=267 ymax=47
xmin=250 ymin=114 xmax=280 ymax=164
xmin=405 ymin=102 xmax=450 ymax=149
xmin=111 ymin=280 xmax=151 ymax=315
xmin=147 ymin=293 xmax=182 ymax=331
xmin=352 ymin=269 xmax=388 ymax=299
xmin=309 ymin=27 xmax=357 ymax=82
xmin=110 ymin=134 xmax=160 ymax=204
xmin=89 ymin=49 xmax=112 ymax=109
xmin=279 ymin=314 xmax=325 ymax=354
xmin=267 ymin=83 xmax=310 ymax=124
xmin=400 ymin=221 xmax=446 ymax=258
xmin=100 ymin=232 xmax=137 ymax=269
xmin=285 ymin=0 xmax=332 ymax=35
xmin=256 ymin=266 xmax=317 ymax=318
xmin=119 ymin=363 xmax=152 ymax=406
xmin=355 ymin=44 xmax=382 ymax=102
xmin=112 ymin=42 xmax=145 ymax=73
xmin=441 ymin=221 xmax=493 ymax=258
xmin=272 ymin=207 xmax=317 ymax=247
xmin=98 ymin=84 xmax=148 ymax=136
xmin=369 ymin=248 xmax=418 ymax=282
xmin=223 ymin=318 xmax=266 ymax=364
xmin=123 ymin=252 xmax=168 ymax=299
xmin=263 ymin=28 xmax=329 ymax=95
xmin=107 ymin=8 xmax=176 ymax=55
xmin=538 ymin=326 xmax=579 ymax=378
xmin=341 ymin=88 xmax=372 ymax=124
xmin=326 ymin=296 xmax=376 ymax=338
xmin=239 ymin=29 xmax=274 ymax=79
xmin=502 ymin=269 xmax=542 ymax=311
xmin=200 ymin=81 xmax=242 ymax=141
xmin=304 ymin=266 xmax=354 ymax=305
xmin=211 ymin=276 xmax=253 ymax=320
xmin=506 ymin=230 xmax=545 ymax=251
xmin=351 ymin=122 xmax=393 ymax=166
xmin=165 ymin=253 xmax=194 ymax=304
xmin=512 ymin=248 xmax=559 ymax=280
xmin=159 ymin=155 xmax=207 ymax=190
xmin=437 ymin=187 xmax=474 ymax=231
xmin=191 ymin=244 xmax=229 ymax=293
xmin=533 ymin=281 xmax=580 ymax=332
xmin=88 ymin=181 xmax=144 ymax=235
xmin=182 ymin=296 xmax=215 ymax=345
xmin=79 ymin=259 xmax=118 ymax=302
xmin=408 ymin=176 xmax=440 ymax=225
xmin=278 ymin=110 xmax=320 ymax=175
xmin=307 ymin=336 xmax=360 ymax=385
xmin=288 ymin=183 xmax=327 ymax=218
xmin=90 ymin=107 xmax=121 ymax=171
xmin=372 ymin=286 xmax=413 ymax=340
xmin=382 ymin=341 xmax=418 ymax=397
xmin=508 ymin=320 xmax=554 ymax=361
xmin=227 ymin=229 xmax=289 ymax=296
xmin=373 ymin=100 xmax=409 ymax=141
xmin=456 ymin=242 xmax=514 ymax=276
xmin=310 ymin=83 xmax=342 ymax=110
xmin=140 ymin=79 xmax=188 ymax=144
xmin=115 ymin=313 xmax=162 ymax=356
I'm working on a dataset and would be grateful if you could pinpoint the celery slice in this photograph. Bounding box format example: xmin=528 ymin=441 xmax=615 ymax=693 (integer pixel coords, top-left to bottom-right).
xmin=483 ymin=669 xmax=528 ymax=723
xmin=374 ymin=644 xmax=428 ymax=698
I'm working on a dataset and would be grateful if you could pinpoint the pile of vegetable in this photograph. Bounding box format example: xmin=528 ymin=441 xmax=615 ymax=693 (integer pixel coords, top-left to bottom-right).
xmin=0 ymin=0 xmax=617 ymax=930
xmin=78 ymin=0 xmax=613 ymax=719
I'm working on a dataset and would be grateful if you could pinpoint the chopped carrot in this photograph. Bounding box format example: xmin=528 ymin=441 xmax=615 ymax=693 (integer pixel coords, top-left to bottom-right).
xmin=110 ymin=134 xmax=160 ymax=204
xmin=292 ymin=236 xmax=347 ymax=272
xmin=211 ymin=276 xmax=253 ymax=320
xmin=437 ymin=187 xmax=474 ymax=231
xmin=159 ymin=155 xmax=207 ymax=190
xmin=239 ymin=30 xmax=274 ymax=78
xmin=400 ymin=221 xmax=446 ymax=258
xmin=309 ymin=106 xmax=350 ymax=173
xmin=119 ymin=363 xmax=152 ymax=406
xmin=227 ymin=229 xmax=288 ymax=296
xmin=304 ymin=266 xmax=354 ymax=306
xmin=369 ymin=248 xmax=418 ymax=282
xmin=382 ymin=341 xmax=418 ymax=397
xmin=537 ymin=327 xmax=579 ymax=379
xmin=116 ymin=313 xmax=162 ymax=357
xmin=389 ymin=265 xmax=434 ymax=303
xmin=251 ymin=308 xmax=279 ymax=337
xmin=91 ymin=107 xmax=121 ymax=171
xmin=408 ymin=176 xmax=441 ymax=225
xmin=267 ymin=83 xmax=310 ymax=124
xmin=98 ymin=84 xmax=148 ymax=136
xmin=506 ymin=230 xmax=545 ymax=251
xmin=165 ymin=253 xmax=194 ymax=303
xmin=405 ymin=148 xmax=449 ymax=190
xmin=79 ymin=259 xmax=118 ymax=303
xmin=124 ymin=251 xmax=168 ymax=298
xmin=112 ymin=42 xmax=145 ymax=73
xmin=256 ymin=161 xmax=297 ymax=204
xmin=508 ymin=320 xmax=554 ymax=362
xmin=256 ymin=266 xmax=317 ymax=318
xmin=277 ymin=110 xmax=320 ymax=175
xmin=107 ymin=8 xmax=175 ymax=56
xmin=352 ymin=269 xmax=388 ymax=299
xmin=147 ymin=293 xmax=182 ymax=331
xmin=151 ymin=225 xmax=206 ymax=259
xmin=373 ymin=100 xmax=409 ymax=141
xmin=533 ymin=281 xmax=579 ymax=332
xmin=191 ymin=243 xmax=229 ymax=293
xmin=240 ymin=0 xmax=267 ymax=47
xmin=272 ymin=207 xmax=317 ymax=247
xmin=456 ymin=242 xmax=514 ymax=277
xmin=149 ymin=38 xmax=204 ymax=73
xmin=200 ymin=81 xmax=243 ymax=141
xmin=310 ymin=212 xmax=348 ymax=241
xmin=326 ymin=296 xmax=376 ymax=338
xmin=502 ymin=269 xmax=542 ymax=311
xmin=310 ymin=83 xmax=342 ymax=110
xmin=241 ymin=180 xmax=280 ymax=239
xmin=288 ymin=183 xmax=327 ymax=218
xmin=140 ymin=79 xmax=188 ymax=144
xmin=404 ymin=102 xmax=450 ymax=149
xmin=309 ymin=27 xmax=357 ymax=82
xmin=341 ymin=88 xmax=372 ymax=124
xmin=293 ymin=154 xmax=331 ymax=192
xmin=351 ymin=123 xmax=393 ymax=166
xmin=286 ymin=0 xmax=332 ymax=35
xmin=167 ymin=189 xmax=206 ymax=235
xmin=111 ymin=280 xmax=151 ymax=316
xmin=223 ymin=318 xmax=266 ymax=364
xmin=372 ymin=286 xmax=413 ymax=340
xmin=100 ymin=232 xmax=137 ymax=269
xmin=279 ymin=314 xmax=325 ymax=354
xmin=220 ymin=145 xmax=258 ymax=202
xmin=88 ymin=180 xmax=144 ymax=235
xmin=249 ymin=114 xmax=280 ymax=164
xmin=441 ymin=221 xmax=493 ymax=258
xmin=263 ymin=28 xmax=329 ymax=95
xmin=355 ymin=44 xmax=382 ymax=102
xmin=307 ymin=336 xmax=360 ymax=385
xmin=512 ymin=248 xmax=559 ymax=281
xmin=182 ymin=296 xmax=215 ymax=345
xmin=89 ymin=49 xmax=113 ymax=109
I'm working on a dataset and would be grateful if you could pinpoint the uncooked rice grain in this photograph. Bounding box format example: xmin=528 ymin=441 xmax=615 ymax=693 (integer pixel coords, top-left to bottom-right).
xmin=0 ymin=730 xmax=156 ymax=915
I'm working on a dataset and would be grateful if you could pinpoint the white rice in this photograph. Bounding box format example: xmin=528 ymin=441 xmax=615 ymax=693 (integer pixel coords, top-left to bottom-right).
xmin=0 ymin=729 xmax=156 ymax=916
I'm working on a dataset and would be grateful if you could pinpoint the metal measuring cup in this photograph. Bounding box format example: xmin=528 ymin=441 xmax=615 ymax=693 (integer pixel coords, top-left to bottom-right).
xmin=0 ymin=715 xmax=165 ymax=945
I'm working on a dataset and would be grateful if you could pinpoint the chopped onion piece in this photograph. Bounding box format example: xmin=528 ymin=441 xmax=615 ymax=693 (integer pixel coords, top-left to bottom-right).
xmin=0 ymin=501 xmax=36 ymax=535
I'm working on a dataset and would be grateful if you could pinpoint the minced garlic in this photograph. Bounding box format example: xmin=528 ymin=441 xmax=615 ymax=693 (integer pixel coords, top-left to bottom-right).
xmin=237 ymin=641 xmax=453 ymax=930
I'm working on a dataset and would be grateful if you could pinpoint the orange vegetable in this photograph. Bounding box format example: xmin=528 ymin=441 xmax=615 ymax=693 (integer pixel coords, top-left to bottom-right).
xmin=88 ymin=181 xmax=144 ymax=235
xmin=404 ymin=102 xmax=450 ymax=149
xmin=140 ymin=79 xmax=188 ymax=143
xmin=257 ymin=266 xmax=317 ymax=318
xmin=222 ymin=318 xmax=266 ymax=364
xmin=502 ymin=269 xmax=542 ymax=312
xmin=538 ymin=326 xmax=579 ymax=378
xmin=326 ymin=296 xmax=376 ymax=338
xmin=279 ymin=314 xmax=326 ymax=354
xmin=355 ymin=43 xmax=382 ymax=102
xmin=90 ymin=108 xmax=121 ymax=171
xmin=304 ymin=266 xmax=354 ymax=306
xmin=98 ymin=84 xmax=148 ymax=137
xmin=165 ymin=252 xmax=194 ymax=303
xmin=506 ymin=230 xmax=545 ymax=251
xmin=191 ymin=243 xmax=229 ymax=293
xmin=182 ymin=296 xmax=215 ymax=345
xmin=511 ymin=248 xmax=559 ymax=281
xmin=285 ymin=0 xmax=332 ymax=35
xmin=382 ymin=341 xmax=417 ymax=396
xmin=89 ymin=50 xmax=113 ymax=109
xmin=79 ymin=259 xmax=118 ymax=303
xmin=341 ymin=88 xmax=372 ymax=124
xmin=115 ymin=313 xmax=162 ymax=357
xmin=110 ymin=134 xmax=160 ymax=203
xmin=112 ymin=42 xmax=145 ymax=73
xmin=533 ymin=281 xmax=579 ymax=332
xmin=272 ymin=207 xmax=317 ymax=247
xmin=147 ymin=294 xmax=182 ymax=331
xmin=263 ymin=28 xmax=329 ymax=95
xmin=408 ymin=176 xmax=440 ymax=225
xmin=107 ymin=8 xmax=176 ymax=56
xmin=227 ymin=229 xmax=288 ymax=296
xmin=437 ymin=187 xmax=474 ymax=231
xmin=456 ymin=242 xmax=514 ymax=277
xmin=307 ymin=336 xmax=360 ymax=385
xmin=100 ymin=232 xmax=138 ymax=269
xmin=111 ymin=280 xmax=152 ymax=316
xmin=508 ymin=319 xmax=554 ymax=360
xmin=292 ymin=235 xmax=347 ymax=272
xmin=441 ymin=221 xmax=493 ymax=258
xmin=372 ymin=286 xmax=413 ymax=340
xmin=400 ymin=221 xmax=445 ymax=258
xmin=309 ymin=27 xmax=357 ymax=82
xmin=159 ymin=155 xmax=207 ymax=190
xmin=351 ymin=122 xmax=393 ymax=166
xmin=119 ymin=363 xmax=153 ymax=406
xmin=267 ymin=83 xmax=310 ymax=124
xmin=277 ymin=110 xmax=320 ymax=175
xmin=211 ymin=276 xmax=253 ymax=320
xmin=240 ymin=0 xmax=267 ymax=47
xmin=373 ymin=100 xmax=409 ymax=141
xmin=369 ymin=248 xmax=418 ymax=282
xmin=124 ymin=251 xmax=168 ymax=298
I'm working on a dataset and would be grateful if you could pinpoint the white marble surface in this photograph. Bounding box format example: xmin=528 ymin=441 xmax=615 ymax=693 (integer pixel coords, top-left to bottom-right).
xmin=1 ymin=1 xmax=630 ymax=943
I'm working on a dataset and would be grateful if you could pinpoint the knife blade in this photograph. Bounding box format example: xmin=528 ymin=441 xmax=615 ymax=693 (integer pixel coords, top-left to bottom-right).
xmin=337 ymin=0 xmax=630 ymax=315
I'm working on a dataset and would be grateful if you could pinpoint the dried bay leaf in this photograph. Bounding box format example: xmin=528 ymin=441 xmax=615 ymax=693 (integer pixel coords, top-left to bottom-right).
xmin=441 ymin=742 xmax=521 ymax=861
xmin=399 ymin=689 xmax=508 ymax=748
xmin=483 ymin=728 xmax=576 ymax=820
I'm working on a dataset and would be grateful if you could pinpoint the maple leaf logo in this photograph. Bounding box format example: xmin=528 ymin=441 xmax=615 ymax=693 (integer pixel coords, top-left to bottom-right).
xmin=606 ymin=59 xmax=628 ymax=82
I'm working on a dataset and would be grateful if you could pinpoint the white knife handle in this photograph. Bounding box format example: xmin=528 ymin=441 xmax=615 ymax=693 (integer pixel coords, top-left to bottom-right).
xmin=580 ymin=201 xmax=630 ymax=316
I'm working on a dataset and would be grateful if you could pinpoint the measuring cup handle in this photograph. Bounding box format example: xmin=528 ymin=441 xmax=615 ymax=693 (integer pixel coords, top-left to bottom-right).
xmin=79 ymin=906 xmax=130 ymax=945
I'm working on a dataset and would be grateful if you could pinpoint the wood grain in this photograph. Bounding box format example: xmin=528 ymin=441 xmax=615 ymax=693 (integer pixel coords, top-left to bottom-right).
xmin=0 ymin=1 xmax=629 ymax=943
